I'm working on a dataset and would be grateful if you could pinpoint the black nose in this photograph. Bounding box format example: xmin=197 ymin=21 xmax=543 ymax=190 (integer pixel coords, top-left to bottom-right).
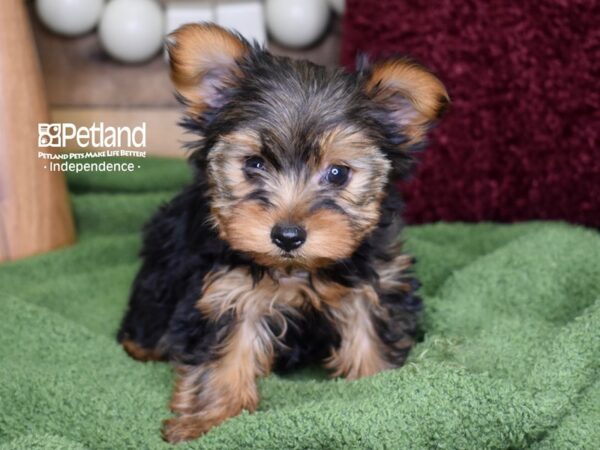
xmin=271 ymin=224 xmax=306 ymax=252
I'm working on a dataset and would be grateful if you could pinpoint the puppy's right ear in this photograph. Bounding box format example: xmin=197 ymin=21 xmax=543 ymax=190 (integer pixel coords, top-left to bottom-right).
xmin=166 ymin=23 xmax=250 ymax=116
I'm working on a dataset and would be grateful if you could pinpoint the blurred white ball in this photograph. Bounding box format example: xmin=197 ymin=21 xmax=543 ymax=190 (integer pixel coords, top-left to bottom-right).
xmin=328 ymin=0 xmax=345 ymax=15
xmin=265 ymin=0 xmax=330 ymax=49
xmin=99 ymin=0 xmax=164 ymax=64
xmin=36 ymin=0 xmax=104 ymax=36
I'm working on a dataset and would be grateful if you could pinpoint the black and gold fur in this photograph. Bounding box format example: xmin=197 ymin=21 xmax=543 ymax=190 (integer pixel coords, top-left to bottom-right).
xmin=117 ymin=23 xmax=448 ymax=443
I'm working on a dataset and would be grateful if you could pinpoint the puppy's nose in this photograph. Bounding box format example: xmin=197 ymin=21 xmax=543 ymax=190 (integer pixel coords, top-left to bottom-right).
xmin=271 ymin=224 xmax=306 ymax=252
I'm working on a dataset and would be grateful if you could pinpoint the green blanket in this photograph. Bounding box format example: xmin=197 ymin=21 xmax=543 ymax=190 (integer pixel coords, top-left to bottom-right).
xmin=1 ymin=158 xmax=598 ymax=449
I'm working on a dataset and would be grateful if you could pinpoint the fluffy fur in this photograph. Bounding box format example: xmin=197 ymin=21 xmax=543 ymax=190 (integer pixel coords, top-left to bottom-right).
xmin=117 ymin=23 xmax=447 ymax=443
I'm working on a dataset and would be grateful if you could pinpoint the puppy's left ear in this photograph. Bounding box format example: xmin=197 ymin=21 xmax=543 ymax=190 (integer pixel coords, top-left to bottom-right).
xmin=364 ymin=57 xmax=449 ymax=147
xmin=167 ymin=23 xmax=250 ymax=116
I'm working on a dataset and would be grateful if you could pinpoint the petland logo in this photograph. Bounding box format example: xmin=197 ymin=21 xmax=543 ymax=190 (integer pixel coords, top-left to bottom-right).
xmin=38 ymin=122 xmax=147 ymax=148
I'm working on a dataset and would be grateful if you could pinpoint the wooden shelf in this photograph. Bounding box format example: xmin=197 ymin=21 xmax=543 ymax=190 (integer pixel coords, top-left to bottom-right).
xmin=31 ymin=5 xmax=341 ymax=109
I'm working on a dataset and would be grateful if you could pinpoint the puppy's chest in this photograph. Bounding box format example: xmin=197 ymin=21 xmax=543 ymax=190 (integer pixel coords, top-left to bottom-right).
xmin=267 ymin=270 xmax=343 ymax=309
xmin=199 ymin=267 xmax=349 ymax=319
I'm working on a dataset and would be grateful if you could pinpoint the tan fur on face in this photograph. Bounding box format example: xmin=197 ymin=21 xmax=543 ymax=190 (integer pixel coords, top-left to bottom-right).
xmin=300 ymin=209 xmax=356 ymax=265
xmin=167 ymin=24 xmax=249 ymax=116
xmin=209 ymin=131 xmax=263 ymax=198
xmin=208 ymin=127 xmax=391 ymax=270
xmin=221 ymin=196 xmax=363 ymax=270
xmin=219 ymin=202 xmax=276 ymax=260
xmin=319 ymin=126 xmax=391 ymax=204
xmin=208 ymin=130 xmax=267 ymax=244
xmin=366 ymin=58 xmax=449 ymax=145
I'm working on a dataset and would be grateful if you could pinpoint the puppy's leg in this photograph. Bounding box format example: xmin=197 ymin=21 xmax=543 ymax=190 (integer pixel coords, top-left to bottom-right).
xmin=163 ymin=270 xmax=275 ymax=443
xmin=324 ymin=286 xmax=392 ymax=380
xmin=325 ymin=285 xmax=416 ymax=380
xmin=117 ymin=263 xmax=176 ymax=362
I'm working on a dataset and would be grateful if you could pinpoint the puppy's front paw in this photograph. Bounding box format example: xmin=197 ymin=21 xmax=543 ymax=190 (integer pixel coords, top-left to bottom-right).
xmin=162 ymin=415 xmax=211 ymax=444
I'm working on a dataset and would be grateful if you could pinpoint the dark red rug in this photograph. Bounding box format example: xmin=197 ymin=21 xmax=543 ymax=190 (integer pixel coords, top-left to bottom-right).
xmin=342 ymin=0 xmax=600 ymax=227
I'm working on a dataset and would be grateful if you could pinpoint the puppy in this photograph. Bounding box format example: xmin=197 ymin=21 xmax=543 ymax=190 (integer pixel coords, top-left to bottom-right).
xmin=117 ymin=23 xmax=448 ymax=443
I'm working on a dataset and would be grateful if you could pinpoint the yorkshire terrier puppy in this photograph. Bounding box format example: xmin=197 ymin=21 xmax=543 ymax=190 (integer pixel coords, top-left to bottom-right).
xmin=117 ymin=23 xmax=448 ymax=443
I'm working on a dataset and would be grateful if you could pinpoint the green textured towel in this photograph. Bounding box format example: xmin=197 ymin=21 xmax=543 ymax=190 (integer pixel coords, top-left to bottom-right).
xmin=0 ymin=158 xmax=598 ymax=449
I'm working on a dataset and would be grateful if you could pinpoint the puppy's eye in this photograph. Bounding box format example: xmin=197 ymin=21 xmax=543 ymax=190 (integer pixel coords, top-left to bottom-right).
xmin=325 ymin=165 xmax=350 ymax=186
xmin=244 ymin=156 xmax=266 ymax=171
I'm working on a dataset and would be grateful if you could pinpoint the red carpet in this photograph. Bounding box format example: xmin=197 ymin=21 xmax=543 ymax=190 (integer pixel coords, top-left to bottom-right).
xmin=342 ymin=0 xmax=600 ymax=226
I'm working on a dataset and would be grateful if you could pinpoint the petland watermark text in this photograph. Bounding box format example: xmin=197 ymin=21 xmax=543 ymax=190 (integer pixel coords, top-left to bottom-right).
xmin=39 ymin=122 xmax=146 ymax=148
xmin=38 ymin=122 xmax=147 ymax=173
